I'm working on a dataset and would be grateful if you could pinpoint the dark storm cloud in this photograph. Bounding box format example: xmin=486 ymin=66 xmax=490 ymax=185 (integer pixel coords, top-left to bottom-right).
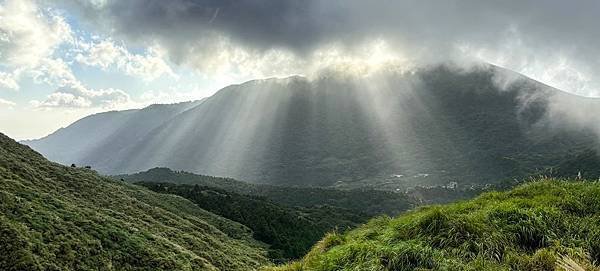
xmin=68 ymin=0 xmax=600 ymax=51
xmin=63 ymin=0 xmax=600 ymax=95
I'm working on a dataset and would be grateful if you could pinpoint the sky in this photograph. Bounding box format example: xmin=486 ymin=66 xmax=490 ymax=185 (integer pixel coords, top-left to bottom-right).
xmin=1 ymin=0 xmax=599 ymax=140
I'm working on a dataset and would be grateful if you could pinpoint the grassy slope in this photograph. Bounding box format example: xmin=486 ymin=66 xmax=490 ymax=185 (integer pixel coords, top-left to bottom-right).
xmin=0 ymin=133 xmax=267 ymax=270
xmin=270 ymin=180 xmax=600 ymax=271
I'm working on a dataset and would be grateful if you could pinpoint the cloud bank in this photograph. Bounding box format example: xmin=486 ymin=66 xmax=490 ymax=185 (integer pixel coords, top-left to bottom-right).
xmin=61 ymin=0 xmax=600 ymax=97
xmin=0 ymin=0 xmax=72 ymax=89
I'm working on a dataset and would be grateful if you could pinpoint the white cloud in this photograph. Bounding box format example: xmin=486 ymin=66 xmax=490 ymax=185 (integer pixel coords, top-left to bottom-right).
xmin=0 ymin=71 xmax=18 ymax=90
xmin=180 ymin=38 xmax=411 ymax=88
xmin=32 ymin=92 xmax=91 ymax=108
xmin=30 ymin=58 xmax=78 ymax=87
xmin=0 ymin=0 xmax=73 ymax=89
xmin=0 ymin=1 xmax=140 ymax=110
xmin=32 ymin=80 xmax=130 ymax=109
xmin=75 ymin=39 xmax=121 ymax=68
xmin=0 ymin=97 xmax=16 ymax=108
xmin=139 ymin=87 xmax=206 ymax=105
xmin=75 ymin=39 xmax=175 ymax=81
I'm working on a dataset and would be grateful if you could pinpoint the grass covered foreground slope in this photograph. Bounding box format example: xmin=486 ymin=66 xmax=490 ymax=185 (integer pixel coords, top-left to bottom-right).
xmin=0 ymin=133 xmax=267 ymax=270
xmin=271 ymin=180 xmax=600 ymax=271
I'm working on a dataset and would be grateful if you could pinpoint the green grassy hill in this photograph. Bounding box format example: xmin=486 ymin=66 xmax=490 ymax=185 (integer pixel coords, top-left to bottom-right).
xmin=0 ymin=133 xmax=267 ymax=270
xmin=270 ymin=180 xmax=600 ymax=270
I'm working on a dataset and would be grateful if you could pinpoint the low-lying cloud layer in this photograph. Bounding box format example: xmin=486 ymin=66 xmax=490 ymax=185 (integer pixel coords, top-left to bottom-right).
xmin=63 ymin=0 xmax=600 ymax=96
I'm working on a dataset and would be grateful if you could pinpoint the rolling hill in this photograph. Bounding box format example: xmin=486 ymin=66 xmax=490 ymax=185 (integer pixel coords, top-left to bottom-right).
xmin=0 ymin=132 xmax=267 ymax=270
xmin=25 ymin=64 xmax=600 ymax=188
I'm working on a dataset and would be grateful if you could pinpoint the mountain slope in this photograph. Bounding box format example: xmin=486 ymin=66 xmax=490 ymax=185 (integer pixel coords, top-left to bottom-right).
xmin=270 ymin=179 xmax=600 ymax=270
xmin=26 ymin=64 xmax=599 ymax=188
xmin=24 ymin=100 xmax=202 ymax=166
xmin=0 ymin=133 xmax=267 ymax=270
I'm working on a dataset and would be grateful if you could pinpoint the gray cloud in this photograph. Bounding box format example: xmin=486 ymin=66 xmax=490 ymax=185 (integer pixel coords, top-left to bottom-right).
xmin=61 ymin=0 xmax=600 ymax=96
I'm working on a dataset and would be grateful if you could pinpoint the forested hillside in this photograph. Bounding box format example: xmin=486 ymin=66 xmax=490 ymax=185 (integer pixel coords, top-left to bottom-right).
xmin=119 ymin=167 xmax=414 ymax=216
xmin=140 ymin=182 xmax=368 ymax=261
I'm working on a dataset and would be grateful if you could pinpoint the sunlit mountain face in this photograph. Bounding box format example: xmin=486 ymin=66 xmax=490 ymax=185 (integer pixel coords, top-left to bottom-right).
xmin=25 ymin=63 xmax=599 ymax=189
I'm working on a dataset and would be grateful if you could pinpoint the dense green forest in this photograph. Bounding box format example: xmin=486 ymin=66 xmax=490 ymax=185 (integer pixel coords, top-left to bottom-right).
xmin=270 ymin=179 xmax=600 ymax=270
xmin=139 ymin=182 xmax=368 ymax=261
xmin=120 ymin=167 xmax=504 ymax=216
xmin=119 ymin=167 xmax=415 ymax=216
xmin=0 ymin=133 xmax=267 ymax=270
xmin=548 ymin=148 xmax=600 ymax=180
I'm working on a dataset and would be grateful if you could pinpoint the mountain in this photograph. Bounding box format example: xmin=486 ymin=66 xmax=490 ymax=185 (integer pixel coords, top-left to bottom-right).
xmin=25 ymin=64 xmax=600 ymax=188
xmin=23 ymin=100 xmax=202 ymax=166
xmin=138 ymin=182 xmax=368 ymax=261
xmin=0 ymin=133 xmax=267 ymax=270
xmin=118 ymin=167 xmax=415 ymax=216
xmin=270 ymin=179 xmax=600 ymax=270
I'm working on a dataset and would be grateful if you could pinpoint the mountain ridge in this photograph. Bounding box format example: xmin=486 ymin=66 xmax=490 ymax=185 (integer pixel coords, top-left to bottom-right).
xmin=25 ymin=63 xmax=600 ymax=188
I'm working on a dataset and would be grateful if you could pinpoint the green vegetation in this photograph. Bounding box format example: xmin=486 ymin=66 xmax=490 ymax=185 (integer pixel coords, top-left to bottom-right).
xmin=0 ymin=133 xmax=267 ymax=270
xmin=270 ymin=179 xmax=600 ymax=270
xmin=120 ymin=168 xmax=414 ymax=216
xmin=549 ymin=148 xmax=600 ymax=180
xmin=139 ymin=182 xmax=368 ymax=261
